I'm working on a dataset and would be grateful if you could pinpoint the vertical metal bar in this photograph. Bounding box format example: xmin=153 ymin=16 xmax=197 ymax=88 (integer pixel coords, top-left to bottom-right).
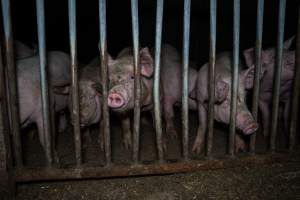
xmin=250 ymin=0 xmax=264 ymax=153
xmin=229 ymin=0 xmax=240 ymax=156
xmin=0 ymin=44 xmax=15 ymax=198
xmin=207 ymin=0 xmax=217 ymax=157
xmin=99 ymin=0 xmax=111 ymax=166
xmin=1 ymin=0 xmax=23 ymax=166
xmin=131 ymin=0 xmax=141 ymax=163
xmin=289 ymin=6 xmax=300 ymax=151
xmin=68 ymin=0 xmax=82 ymax=165
xmin=36 ymin=0 xmax=53 ymax=165
xmin=270 ymin=0 xmax=286 ymax=152
xmin=182 ymin=0 xmax=191 ymax=160
xmin=153 ymin=0 xmax=164 ymax=163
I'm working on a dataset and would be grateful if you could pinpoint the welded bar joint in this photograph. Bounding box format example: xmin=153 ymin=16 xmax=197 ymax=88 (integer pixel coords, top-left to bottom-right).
xmin=250 ymin=0 xmax=264 ymax=153
xmin=289 ymin=5 xmax=300 ymax=151
xmin=229 ymin=0 xmax=240 ymax=156
xmin=131 ymin=0 xmax=141 ymax=163
xmin=207 ymin=0 xmax=217 ymax=157
xmin=1 ymin=0 xmax=23 ymax=166
xmin=36 ymin=0 xmax=53 ymax=165
xmin=270 ymin=0 xmax=286 ymax=152
xmin=68 ymin=0 xmax=82 ymax=165
xmin=182 ymin=0 xmax=191 ymax=160
xmin=99 ymin=0 xmax=111 ymax=166
xmin=153 ymin=0 xmax=164 ymax=163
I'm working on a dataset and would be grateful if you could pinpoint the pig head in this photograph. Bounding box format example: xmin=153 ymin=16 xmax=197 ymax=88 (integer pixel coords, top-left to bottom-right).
xmin=107 ymin=47 xmax=154 ymax=113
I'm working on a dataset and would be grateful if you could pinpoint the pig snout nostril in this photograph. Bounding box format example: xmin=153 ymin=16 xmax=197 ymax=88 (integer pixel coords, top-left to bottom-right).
xmin=108 ymin=93 xmax=125 ymax=108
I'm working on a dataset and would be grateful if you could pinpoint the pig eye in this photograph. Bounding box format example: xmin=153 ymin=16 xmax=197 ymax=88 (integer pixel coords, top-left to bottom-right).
xmin=129 ymin=75 xmax=134 ymax=80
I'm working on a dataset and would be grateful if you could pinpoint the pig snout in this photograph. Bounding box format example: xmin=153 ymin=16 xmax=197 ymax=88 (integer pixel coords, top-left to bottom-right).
xmin=237 ymin=112 xmax=258 ymax=135
xmin=108 ymin=93 xmax=125 ymax=108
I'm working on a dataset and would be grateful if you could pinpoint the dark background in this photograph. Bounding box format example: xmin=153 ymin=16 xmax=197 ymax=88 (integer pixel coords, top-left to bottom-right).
xmin=6 ymin=0 xmax=300 ymax=65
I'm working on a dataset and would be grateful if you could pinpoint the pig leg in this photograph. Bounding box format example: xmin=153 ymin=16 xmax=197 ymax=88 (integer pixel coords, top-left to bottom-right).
xmin=121 ymin=117 xmax=132 ymax=149
xmin=150 ymin=110 xmax=167 ymax=151
xmin=192 ymin=102 xmax=207 ymax=154
xmin=163 ymin=98 xmax=177 ymax=138
xmin=259 ymin=101 xmax=270 ymax=137
xmin=235 ymin=134 xmax=247 ymax=152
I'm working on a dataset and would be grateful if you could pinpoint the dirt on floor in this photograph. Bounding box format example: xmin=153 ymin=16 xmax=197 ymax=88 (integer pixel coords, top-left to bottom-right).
xmin=15 ymin=111 xmax=300 ymax=199
xmin=17 ymin=161 xmax=300 ymax=200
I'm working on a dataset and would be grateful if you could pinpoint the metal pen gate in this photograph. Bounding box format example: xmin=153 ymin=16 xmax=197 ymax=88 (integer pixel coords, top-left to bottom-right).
xmin=0 ymin=0 xmax=299 ymax=198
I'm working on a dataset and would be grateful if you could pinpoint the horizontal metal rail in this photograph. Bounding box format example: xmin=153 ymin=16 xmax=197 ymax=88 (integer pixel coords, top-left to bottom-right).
xmin=14 ymin=152 xmax=300 ymax=182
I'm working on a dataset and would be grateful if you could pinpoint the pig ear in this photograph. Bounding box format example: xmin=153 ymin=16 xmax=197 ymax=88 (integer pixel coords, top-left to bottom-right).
xmin=139 ymin=47 xmax=154 ymax=77
xmin=283 ymin=35 xmax=295 ymax=50
xmin=240 ymin=65 xmax=257 ymax=89
xmin=91 ymin=82 xmax=102 ymax=95
xmin=215 ymin=79 xmax=229 ymax=102
xmin=243 ymin=48 xmax=255 ymax=67
xmin=53 ymin=85 xmax=70 ymax=95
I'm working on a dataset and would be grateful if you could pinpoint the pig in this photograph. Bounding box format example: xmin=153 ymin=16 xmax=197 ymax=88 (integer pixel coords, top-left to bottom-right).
xmin=68 ymin=57 xmax=103 ymax=148
xmin=17 ymin=51 xmax=70 ymax=158
xmin=107 ymin=44 xmax=198 ymax=148
xmin=160 ymin=44 xmax=198 ymax=137
xmin=243 ymin=36 xmax=295 ymax=137
xmin=192 ymin=52 xmax=260 ymax=154
xmin=15 ymin=40 xmax=37 ymax=59
xmin=107 ymin=47 xmax=154 ymax=149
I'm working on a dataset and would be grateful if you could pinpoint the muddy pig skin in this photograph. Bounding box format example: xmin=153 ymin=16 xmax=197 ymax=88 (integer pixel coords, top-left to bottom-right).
xmin=18 ymin=51 xmax=70 ymax=155
xmin=243 ymin=36 xmax=295 ymax=137
xmin=193 ymin=52 xmax=260 ymax=154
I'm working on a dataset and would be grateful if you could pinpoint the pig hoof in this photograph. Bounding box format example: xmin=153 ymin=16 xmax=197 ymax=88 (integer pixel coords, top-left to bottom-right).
xmin=235 ymin=142 xmax=247 ymax=153
xmin=192 ymin=139 xmax=204 ymax=154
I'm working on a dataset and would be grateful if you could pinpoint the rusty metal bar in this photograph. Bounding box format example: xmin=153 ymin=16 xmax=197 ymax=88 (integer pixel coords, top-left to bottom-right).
xmin=289 ymin=6 xmax=300 ymax=151
xmin=14 ymin=152 xmax=300 ymax=182
xmin=250 ymin=0 xmax=264 ymax=153
xmin=1 ymin=0 xmax=23 ymax=166
xmin=207 ymin=0 xmax=217 ymax=157
xmin=68 ymin=0 xmax=82 ymax=165
xmin=99 ymin=0 xmax=111 ymax=166
xmin=229 ymin=0 xmax=240 ymax=156
xmin=131 ymin=0 xmax=141 ymax=163
xmin=36 ymin=0 xmax=53 ymax=165
xmin=182 ymin=0 xmax=191 ymax=160
xmin=153 ymin=0 xmax=164 ymax=163
xmin=270 ymin=0 xmax=286 ymax=152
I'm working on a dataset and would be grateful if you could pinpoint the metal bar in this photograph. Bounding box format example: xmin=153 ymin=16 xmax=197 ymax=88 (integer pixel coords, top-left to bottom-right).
xmin=14 ymin=152 xmax=300 ymax=182
xmin=68 ymin=0 xmax=82 ymax=165
xmin=153 ymin=0 xmax=164 ymax=163
xmin=131 ymin=0 xmax=141 ymax=163
xmin=0 ymin=44 xmax=15 ymax=199
xmin=182 ymin=0 xmax=191 ymax=160
xmin=99 ymin=0 xmax=111 ymax=166
xmin=270 ymin=0 xmax=286 ymax=152
xmin=36 ymin=0 xmax=53 ymax=165
xmin=289 ymin=6 xmax=300 ymax=151
xmin=207 ymin=0 xmax=217 ymax=157
xmin=250 ymin=0 xmax=264 ymax=153
xmin=1 ymin=0 xmax=23 ymax=166
xmin=229 ymin=0 xmax=240 ymax=156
